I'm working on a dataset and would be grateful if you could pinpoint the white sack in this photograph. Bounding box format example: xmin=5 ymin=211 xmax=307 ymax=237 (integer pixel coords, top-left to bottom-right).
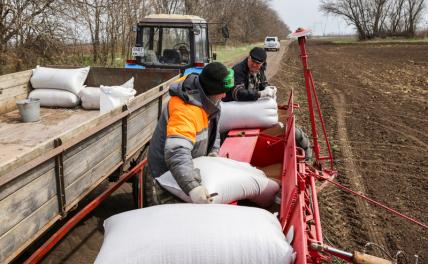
xmin=219 ymin=98 xmax=278 ymax=133
xmin=30 ymin=66 xmax=90 ymax=95
xmin=28 ymin=89 xmax=80 ymax=107
xmin=79 ymin=78 xmax=134 ymax=110
xmin=156 ymin=156 xmax=279 ymax=207
xmin=79 ymin=87 xmax=101 ymax=109
xmin=100 ymin=85 xmax=136 ymax=113
xmin=121 ymin=77 xmax=134 ymax=89
xmin=95 ymin=204 xmax=294 ymax=264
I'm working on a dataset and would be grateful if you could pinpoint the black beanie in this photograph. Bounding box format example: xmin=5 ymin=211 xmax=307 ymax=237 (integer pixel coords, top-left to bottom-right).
xmin=249 ymin=47 xmax=267 ymax=63
xmin=199 ymin=62 xmax=230 ymax=95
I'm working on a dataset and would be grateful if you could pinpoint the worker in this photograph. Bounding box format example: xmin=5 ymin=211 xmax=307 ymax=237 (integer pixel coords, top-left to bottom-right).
xmin=145 ymin=62 xmax=234 ymax=206
xmin=223 ymin=47 xmax=276 ymax=102
xmin=222 ymin=47 xmax=312 ymax=161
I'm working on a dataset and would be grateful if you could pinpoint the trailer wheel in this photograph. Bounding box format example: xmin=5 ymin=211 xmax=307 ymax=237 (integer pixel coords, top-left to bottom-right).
xmin=131 ymin=146 xmax=148 ymax=209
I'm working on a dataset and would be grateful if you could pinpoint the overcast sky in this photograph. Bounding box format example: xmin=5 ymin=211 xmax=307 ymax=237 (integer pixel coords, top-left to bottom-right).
xmin=270 ymin=0 xmax=355 ymax=36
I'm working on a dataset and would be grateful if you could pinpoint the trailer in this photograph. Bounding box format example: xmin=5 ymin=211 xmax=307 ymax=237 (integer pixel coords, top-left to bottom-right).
xmin=0 ymin=67 xmax=179 ymax=263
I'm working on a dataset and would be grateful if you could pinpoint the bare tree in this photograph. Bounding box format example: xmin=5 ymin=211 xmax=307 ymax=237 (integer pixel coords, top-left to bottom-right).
xmin=404 ymin=0 xmax=425 ymax=35
xmin=0 ymin=0 xmax=290 ymax=73
xmin=320 ymin=0 xmax=426 ymax=39
xmin=0 ymin=0 xmax=56 ymax=50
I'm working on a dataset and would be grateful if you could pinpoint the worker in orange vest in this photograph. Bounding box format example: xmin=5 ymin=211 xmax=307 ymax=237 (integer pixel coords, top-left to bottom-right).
xmin=145 ymin=62 xmax=234 ymax=205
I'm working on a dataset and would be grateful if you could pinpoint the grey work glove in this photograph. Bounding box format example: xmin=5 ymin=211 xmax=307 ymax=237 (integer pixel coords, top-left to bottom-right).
xmin=207 ymin=151 xmax=218 ymax=157
xmin=189 ymin=186 xmax=213 ymax=204
xmin=258 ymin=86 xmax=277 ymax=99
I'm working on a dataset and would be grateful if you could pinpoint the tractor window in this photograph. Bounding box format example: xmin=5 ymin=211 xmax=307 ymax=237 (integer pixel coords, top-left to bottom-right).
xmin=140 ymin=26 xmax=190 ymax=66
xmin=194 ymin=25 xmax=208 ymax=63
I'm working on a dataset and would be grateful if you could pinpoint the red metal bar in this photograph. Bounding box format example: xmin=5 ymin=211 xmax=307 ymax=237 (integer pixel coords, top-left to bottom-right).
xmin=298 ymin=37 xmax=321 ymax=161
xmin=308 ymin=70 xmax=334 ymax=169
xmin=24 ymin=159 xmax=147 ymax=264
xmin=308 ymin=171 xmax=323 ymax=242
xmin=297 ymin=35 xmax=334 ymax=170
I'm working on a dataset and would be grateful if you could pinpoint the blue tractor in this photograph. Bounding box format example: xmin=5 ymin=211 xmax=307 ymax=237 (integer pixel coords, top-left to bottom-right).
xmin=126 ymin=14 xmax=228 ymax=75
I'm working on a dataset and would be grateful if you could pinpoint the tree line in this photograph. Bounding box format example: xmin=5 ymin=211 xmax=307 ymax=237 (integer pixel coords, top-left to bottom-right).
xmin=0 ymin=0 xmax=289 ymax=74
xmin=320 ymin=0 xmax=426 ymax=40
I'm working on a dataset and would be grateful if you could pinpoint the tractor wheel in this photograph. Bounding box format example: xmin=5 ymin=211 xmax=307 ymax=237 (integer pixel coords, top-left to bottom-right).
xmin=131 ymin=146 xmax=149 ymax=209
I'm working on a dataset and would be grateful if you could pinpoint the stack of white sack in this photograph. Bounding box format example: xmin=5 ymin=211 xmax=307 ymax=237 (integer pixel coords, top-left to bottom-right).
xmin=219 ymin=97 xmax=278 ymax=133
xmin=29 ymin=66 xmax=90 ymax=107
xmin=79 ymin=77 xmax=134 ymax=110
xmin=156 ymin=156 xmax=279 ymax=207
xmin=95 ymin=204 xmax=295 ymax=264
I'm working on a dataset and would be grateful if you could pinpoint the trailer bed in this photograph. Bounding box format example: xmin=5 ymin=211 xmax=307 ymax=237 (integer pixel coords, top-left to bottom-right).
xmin=0 ymin=67 xmax=178 ymax=263
xmin=0 ymin=108 xmax=99 ymax=171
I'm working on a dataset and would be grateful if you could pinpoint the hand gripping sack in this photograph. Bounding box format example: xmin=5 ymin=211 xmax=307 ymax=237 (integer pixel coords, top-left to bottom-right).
xmin=95 ymin=204 xmax=295 ymax=264
xmin=156 ymin=156 xmax=279 ymax=207
xmin=219 ymin=98 xmax=278 ymax=133
xmin=28 ymin=89 xmax=80 ymax=107
xmin=30 ymin=66 xmax=90 ymax=95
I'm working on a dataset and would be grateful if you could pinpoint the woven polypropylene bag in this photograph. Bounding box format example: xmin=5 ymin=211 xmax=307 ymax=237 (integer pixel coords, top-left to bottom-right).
xmin=28 ymin=89 xmax=80 ymax=107
xmin=95 ymin=204 xmax=294 ymax=264
xmin=30 ymin=66 xmax=90 ymax=95
xmin=79 ymin=87 xmax=101 ymax=109
xmin=156 ymin=156 xmax=279 ymax=207
xmin=79 ymin=77 xmax=134 ymax=110
xmin=219 ymin=98 xmax=278 ymax=133
xmin=99 ymin=85 xmax=136 ymax=113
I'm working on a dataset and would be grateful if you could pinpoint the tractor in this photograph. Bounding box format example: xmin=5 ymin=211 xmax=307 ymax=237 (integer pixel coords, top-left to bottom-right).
xmin=125 ymin=14 xmax=228 ymax=75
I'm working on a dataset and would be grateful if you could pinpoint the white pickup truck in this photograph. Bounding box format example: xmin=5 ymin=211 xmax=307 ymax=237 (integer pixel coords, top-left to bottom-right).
xmin=264 ymin=36 xmax=280 ymax=51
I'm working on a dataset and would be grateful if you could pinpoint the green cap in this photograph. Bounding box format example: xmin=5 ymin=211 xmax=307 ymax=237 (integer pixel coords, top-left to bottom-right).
xmin=200 ymin=62 xmax=234 ymax=95
xmin=223 ymin=68 xmax=234 ymax=89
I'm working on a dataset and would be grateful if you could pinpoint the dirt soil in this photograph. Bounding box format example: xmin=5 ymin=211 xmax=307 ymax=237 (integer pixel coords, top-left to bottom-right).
xmin=269 ymin=40 xmax=428 ymax=263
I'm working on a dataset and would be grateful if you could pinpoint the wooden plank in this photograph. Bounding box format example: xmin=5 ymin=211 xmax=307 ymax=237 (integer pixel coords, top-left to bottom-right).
xmin=0 ymin=165 xmax=56 ymax=237
xmin=0 ymin=197 xmax=59 ymax=263
xmin=0 ymin=70 xmax=32 ymax=115
xmin=126 ymin=120 xmax=157 ymax=158
xmin=0 ymin=158 xmax=55 ymax=201
xmin=0 ymin=94 xmax=28 ymax=115
xmin=0 ymin=84 xmax=28 ymax=100
xmin=0 ymin=70 xmax=32 ymax=90
xmin=65 ymin=147 xmax=122 ymax=207
xmin=63 ymin=123 xmax=122 ymax=187
xmin=0 ymin=108 xmax=99 ymax=178
xmin=64 ymin=161 xmax=123 ymax=212
xmin=62 ymin=120 xmax=120 ymax=161
xmin=126 ymin=99 xmax=159 ymax=140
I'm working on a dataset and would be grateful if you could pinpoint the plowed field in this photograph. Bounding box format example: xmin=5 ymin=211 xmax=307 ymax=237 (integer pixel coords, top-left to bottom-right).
xmin=271 ymin=40 xmax=428 ymax=263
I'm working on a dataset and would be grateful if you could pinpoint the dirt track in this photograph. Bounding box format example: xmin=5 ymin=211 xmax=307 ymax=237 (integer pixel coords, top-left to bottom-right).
xmin=271 ymin=41 xmax=428 ymax=263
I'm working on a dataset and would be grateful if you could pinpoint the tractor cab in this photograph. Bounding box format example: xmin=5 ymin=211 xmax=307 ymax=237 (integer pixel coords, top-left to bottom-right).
xmin=126 ymin=14 xmax=213 ymax=75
